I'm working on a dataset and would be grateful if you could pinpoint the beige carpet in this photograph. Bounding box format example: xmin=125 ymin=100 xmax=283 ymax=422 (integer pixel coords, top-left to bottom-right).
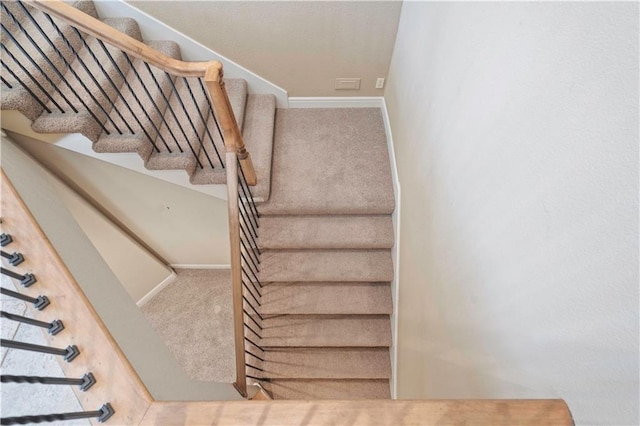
xmin=140 ymin=268 xmax=235 ymax=383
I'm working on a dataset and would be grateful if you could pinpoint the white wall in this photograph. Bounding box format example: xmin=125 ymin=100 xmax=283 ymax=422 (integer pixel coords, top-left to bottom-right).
xmin=125 ymin=1 xmax=402 ymax=97
xmin=385 ymin=2 xmax=638 ymax=425
xmin=5 ymin=131 xmax=231 ymax=267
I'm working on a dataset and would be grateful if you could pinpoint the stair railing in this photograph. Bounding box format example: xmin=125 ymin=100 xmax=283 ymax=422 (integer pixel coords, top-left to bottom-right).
xmin=0 ymin=172 xmax=151 ymax=424
xmin=9 ymin=0 xmax=261 ymax=398
xmin=5 ymin=0 xmax=257 ymax=185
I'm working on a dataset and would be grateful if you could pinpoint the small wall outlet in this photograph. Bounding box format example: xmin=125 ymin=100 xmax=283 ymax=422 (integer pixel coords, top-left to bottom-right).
xmin=376 ymin=78 xmax=385 ymax=89
xmin=335 ymin=78 xmax=361 ymax=90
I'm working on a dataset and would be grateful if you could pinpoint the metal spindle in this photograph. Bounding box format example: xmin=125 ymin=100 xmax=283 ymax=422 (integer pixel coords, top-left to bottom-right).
xmin=0 ymin=233 xmax=13 ymax=247
xmin=0 ymin=47 xmax=61 ymax=113
xmin=0 ymin=311 xmax=64 ymax=335
xmin=122 ymin=54 xmax=177 ymax=152
xmin=243 ymin=320 xmax=262 ymax=339
xmin=0 ymin=17 xmax=76 ymax=112
xmin=0 ymin=250 xmax=24 ymax=266
xmin=0 ymin=402 xmax=114 ymax=425
xmin=239 ymin=217 xmax=260 ymax=256
xmin=1 ymin=75 xmax=12 ymax=88
xmin=69 ymin=27 xmax=135 ymax=134
xmin=246 ymin=374 xmax=266 ymax=382
xmin=239 ymin=160 xmax=260 ymax=218
xmin=97 ymin=40 xmax=161 ymax=152
xmin=242 ymin=295 xmax=264 ymax=321
xmin=0 ymin=267 xmax=36 ymax=287
xmin=165 ymin=74 xmax=204 ymax=168
xmin=240 ymin=235 xmax=260 ymax=269
xmin=41 ymin=13 xmax=124 ymax=133
xmin=143 ymin=63 xmax=187 ymax=152
xmin=182 ymin=77 xmax=216 ymax=168
xmin=0 ymin=339 xmax=79 ymax=362
xmin=13 ymin=3 xmax=112 ymax=134
xmin=1 ymin=373 xmax=96 ymax=391
xmin=239 ymin=202 xmax=258 ymax=240
xmin=242 ymin=280 xmax=261 ymax=307
xmin=243 ymin=308 xmax=262 ymax=330
xmin=0 ymin=288 xmax=49 ymax=310
xmin=197 ymin=77 xmax=226 ymax=167
xmin=240 ymin=252 xmax=261 ymax=283
xmin=245 ymin=349 xmax=264 ymax=362
xmin=244 ymin=335 xmax=264 ymax=351
xmin=246 ymin=362 xmax=264 ymax=372
xmin=241 ymin=268 xmax=262 ymax=295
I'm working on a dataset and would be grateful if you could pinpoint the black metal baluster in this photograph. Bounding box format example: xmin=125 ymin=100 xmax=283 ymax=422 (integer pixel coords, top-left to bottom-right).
xmin=0 ymin=47 xmax=58 ymax=114
xmin=1 ymin=373 xmax=96 ymax=391
xmin=243 ymin=308 xmax=262 ymax=331
xmin=0 ymin=16 xmax=76 ymax=112
xmin=143 ymin=63 xmax=186 ymax=152
xmin=182 ymin=77 xmax=216 ymax=168
xmin=239 ymin=160 xmax=260 ymax=219
xmin=0 ymin=403 xmax=114 ymax=425
xmin=240 ymin=251 xmax=260 ymax=283
xmin=69 ymin=28 xmax=135 ymax=134
xmin=13 ymin=3 xmax=111 ymax=134
xmin=122 ymin=53 xmax=178 ymax=152
xmin=0 ymin=250 xmax=24 ymax=266
xmin=238 ymin=216 xmax=260 ymax=256
xmin=241 ymin=264 xmax=261 ymax=291
xmin=239 ymin=201 xmax=258 ymax=239
xmin=242 ymin=280 xmax=261 ymax=308
xmin=246 ymin=374 xmax=266 ymax=382
xmin=245 ymin=350 xmax=264 ymax=362
xmin=0 ymin=234 xmax=12 ymax=247
xmin=41 ymin=13 xmax=124 ymax=134
xmin=0 ymin=267 xmax=36 ymax=287
xmin=242 ymin=319 xmax=262 ymax=339
xmin=240 ymin=238 xmax=260 ymax=271
xmin=244 ymin=335 xmax=263 ymax=352
xmin=239 ymin=227 xmax=261 ymax=270
xmin=0 ymin=288 xmax=49 ymax=310
xmin=0 ymin=339 xmax=79 ymax=362
xmin=246 ymin=362 xmax=264 ymax=372
xmin=165 ymin=74 xmax=204 ymax=168
xmin=242 ymin=295 xmax=264 ymax=322
xmin=197 ymin=77 xmax=226 ymax=167
xmin=1 ymin=75 xmax=12 ymax=88
xmin=97 ymin=40 xmax=161 ymax=152
xmin=0 ymin=311 xmax=64 ymax=335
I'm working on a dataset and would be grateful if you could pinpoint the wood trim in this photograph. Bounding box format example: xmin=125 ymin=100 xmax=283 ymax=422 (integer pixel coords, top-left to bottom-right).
xmin=225 ymin=152 xmax=247 ymax=397
xmin=1 ymin=170 xmax=153 ymax=424
xmin=30 ymin=0 xmax=221 ymax=79
xmin=139 ymin=399 xmax=574 ymax=425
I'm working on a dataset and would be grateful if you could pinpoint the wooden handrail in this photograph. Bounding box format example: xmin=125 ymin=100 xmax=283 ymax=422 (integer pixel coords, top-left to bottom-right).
xmin=30 ymin=0 xmax=258 ymax=186
xmin=140 ymin=399 xmax=574 ymax=425
xmin=224 ymin=151 xmax=248 ymax=396
xmin=1 ymin=171 xmax=153 ymax=424
xmin=31 ymin=0 xmax=220 ymax=78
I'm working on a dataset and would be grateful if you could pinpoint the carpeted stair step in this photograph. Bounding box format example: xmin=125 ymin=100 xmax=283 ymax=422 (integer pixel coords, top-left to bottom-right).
xmin=31 ymin=17 xmax=141 ymax=142
xmin=258 ymin=215 xmax=394 ymax=250
xmin=93 ymin=40 xmax=181 ymax=157
xmin=1 ymin=0 xmax=99 ymax=121
xmin=189 ymin=79 xmax=249 ymax=185
xmin=261 ymin=282 xmax=392 ymax=315
xmin=258 ymin=108 xmax=395 ymax=216
xmin=260 ymin=379 xmax=391 ymax=400
xmin=254 ymin=348 xmax=391 ymax=379
xmin=260 ymin=315 xmax=391 ymax=348
xmin=259 ymin=250 xmax=394 ymax=282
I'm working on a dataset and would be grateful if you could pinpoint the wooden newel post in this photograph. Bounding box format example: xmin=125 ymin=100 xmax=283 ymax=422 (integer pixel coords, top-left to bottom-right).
xmin=204 ymin=66 xmax=258 ymax=185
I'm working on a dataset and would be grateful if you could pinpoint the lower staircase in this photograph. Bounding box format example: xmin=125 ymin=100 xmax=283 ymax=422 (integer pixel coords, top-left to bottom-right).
xmin=1 ymin=0 xmax=396 ymax=400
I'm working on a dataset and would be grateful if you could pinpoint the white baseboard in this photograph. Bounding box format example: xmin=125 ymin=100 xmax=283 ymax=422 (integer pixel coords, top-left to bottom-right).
xmin=170 ymin=264 xmax=231 ymax=270
xmin=288 ymin=97 xmax=384 ymax=109
xmin=380 ymin=98 xmax=402 ymax=400
xmin=136 ymin=271 xmax=177 ymax=307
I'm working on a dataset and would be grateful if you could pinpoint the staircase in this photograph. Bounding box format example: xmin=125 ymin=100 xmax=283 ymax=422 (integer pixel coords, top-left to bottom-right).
xmin=0 ymin=0 xmax=395 ymax=400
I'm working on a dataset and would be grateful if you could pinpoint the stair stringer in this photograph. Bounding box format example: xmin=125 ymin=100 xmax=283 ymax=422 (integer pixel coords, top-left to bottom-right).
xmin=1 ymin=110 xmax=229 ymax=200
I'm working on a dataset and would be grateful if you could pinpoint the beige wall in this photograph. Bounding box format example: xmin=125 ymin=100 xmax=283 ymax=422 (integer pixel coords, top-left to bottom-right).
xmin=386 ymin=2 xmax=638 ymax=425
xmin=126 ymin=1 xmax=402 ymax=97
xmin=5 ymin=131 xmax=230 ymax=266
